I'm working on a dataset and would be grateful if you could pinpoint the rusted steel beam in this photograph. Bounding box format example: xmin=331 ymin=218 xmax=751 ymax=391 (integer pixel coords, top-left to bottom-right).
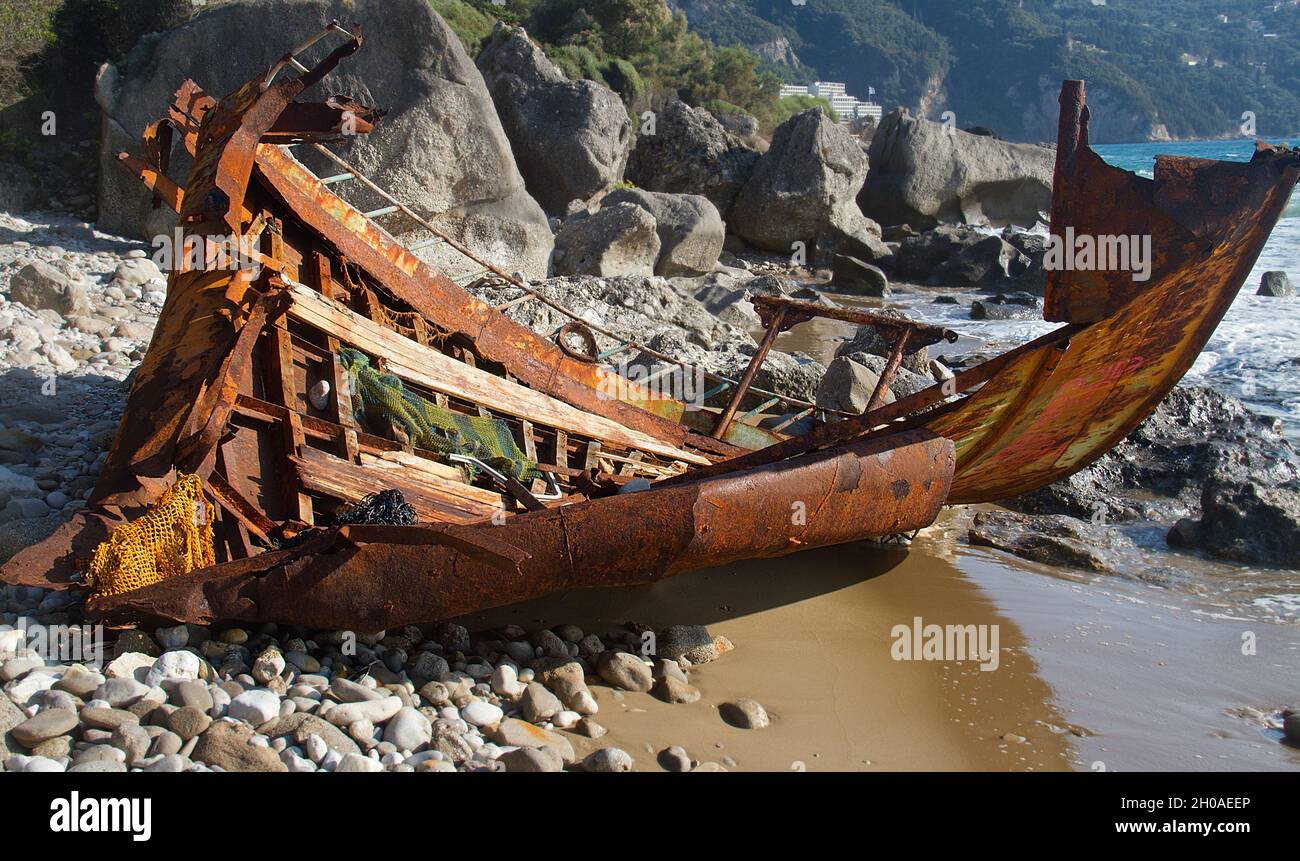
xmin=251 ymin=144 xmax=742 ymax=460
xmin=866 ymin=329 xmax=910 ymax=413
xmin=86 ymin=430 xmax=954 ymax=629
xmin=660 ymin=323 xmax=1080 ymax=488
xmin=749 ymin=294 xmax=958 ymax=349
xmin=711 ymin=304 xmax=788 ymax=439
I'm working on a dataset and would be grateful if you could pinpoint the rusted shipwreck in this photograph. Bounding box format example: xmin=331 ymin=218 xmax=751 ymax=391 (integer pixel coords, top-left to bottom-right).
xmin=4 ymin=24 xmax=1298 ymax=629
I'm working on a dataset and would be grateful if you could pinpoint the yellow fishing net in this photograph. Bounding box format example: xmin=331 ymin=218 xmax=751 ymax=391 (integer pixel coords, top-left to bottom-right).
xmin=88 ymin=473 xmax=215 ymax=598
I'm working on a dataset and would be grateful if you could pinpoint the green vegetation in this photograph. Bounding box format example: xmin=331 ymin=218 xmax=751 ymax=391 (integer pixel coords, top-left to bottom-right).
xmin=676 ymin=0 xmax=1300 ymax=142
xmin=775 ymin=94 xmax=837 ymax=124
xmin=0 ymin=0 xmax=59 ymax=110
xmin=435 ymin=0 xmax=784 ymax=129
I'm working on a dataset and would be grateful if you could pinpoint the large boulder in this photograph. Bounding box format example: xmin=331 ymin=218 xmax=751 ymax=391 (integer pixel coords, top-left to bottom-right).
xmin=624 ymin=101 xmax=761 ymax=220
xmin=94 ymin=0 xmax=553 ymax=278
xmin=860 ymin=109 xmax=1054 ymax=229
xmin=731 ymin=109 xmax=881 ymax=260
xmin=477 ymin=24 xmax=633 ymax=216
xmin=552 ymin=203 xmax=661 ymax=277
xmin=603 ymin=188 xmax=723 ymax=276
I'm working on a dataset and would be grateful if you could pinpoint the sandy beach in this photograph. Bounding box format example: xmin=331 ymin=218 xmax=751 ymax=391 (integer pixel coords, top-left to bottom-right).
xmin=461 ymin=506 xmax=1300 ymax=772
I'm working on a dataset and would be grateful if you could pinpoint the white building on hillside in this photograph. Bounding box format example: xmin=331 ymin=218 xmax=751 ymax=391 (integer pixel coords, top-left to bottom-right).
xmin=778 ymin=81 xmax=882 ymax=124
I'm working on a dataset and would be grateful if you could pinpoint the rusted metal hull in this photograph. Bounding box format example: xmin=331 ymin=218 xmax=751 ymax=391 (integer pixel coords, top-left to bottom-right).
xmin=929 ymin=82 xmax=1300 ymax=503
xmin=3 ymin=32 xmax=1297 ymax=634
xmin=87 ymin=431 xmax=953 ymax=628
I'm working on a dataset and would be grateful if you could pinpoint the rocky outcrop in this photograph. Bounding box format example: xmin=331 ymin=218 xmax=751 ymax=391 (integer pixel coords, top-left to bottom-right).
xmin=625 ymin=101 xmax=761 ymax=220
xmin=860 ymin=109 xmax=1054 ymax=229
xmin=552 ymin=203 xmax=660 ymax=277
xmin=731 ymin=109 xmax=883 ymax=262
xmin=94 ymin=0 xmax=553 ymax=278
xmin=1257 ymin=271 xmax=1295 ymax=297
xmin=893 ymin=225 xmax=1037 ymax=286
xmin=1007 ymin=386 xmax=1300 ymax=569
xmin=477 ymin=24 xmax=633 ymax=217
xmin=603 ymin=189 xmax=724 ymax=277
xmin=1168 ymin=479 xmax=1300 ymax=568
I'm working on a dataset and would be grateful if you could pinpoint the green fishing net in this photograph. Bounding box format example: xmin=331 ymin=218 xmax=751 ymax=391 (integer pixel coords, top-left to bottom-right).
xmin=338 ymin=348 xmax=541 ymax=482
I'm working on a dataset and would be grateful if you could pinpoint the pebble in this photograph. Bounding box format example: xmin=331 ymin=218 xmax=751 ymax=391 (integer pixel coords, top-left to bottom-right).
xmin=719 ymin=698 xmax=770 ymax=729
xmin=500 ymin=746 xmax=564 ymax=772
xmin=490 ymin=664 xmax=522 ymax=698
xmin=657 ymin=745 xmax=692 ymax=772
xmin=335 ymin=752 xmax=383 ymax=772
xmin=165 ymin=706 xmax=212 ymax=741
xmin=582 ymin=746 xmax=634 ymax=773
xmin=12 ymin=708 xmax=78 ymax=747
xmin=95 ymin=677 xmax=149 ymax=707
xmin=653 ymin=675 xmax=702 ymax=704
xmin=460 ymin=700 xmax=503 ymax=728
xmin=145 ymin=650 xmax=201 ymax=687
xmin=155 ymin=625 xmax=189 ymax=649
xmin=574 ymin=717 xmax=606 ymax=739
xmin=384 ymin=707 xmax=431 ymax=752
xmin=228 ymin=689 xmax=281 ymax=726
xmin=520 ymin=681 xmax=563 ymax=723
xmin=596 ymin=651 xmax=654 ymax=692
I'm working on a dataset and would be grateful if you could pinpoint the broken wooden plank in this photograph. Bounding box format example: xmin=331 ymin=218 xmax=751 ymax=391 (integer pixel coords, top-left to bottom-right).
xmin=286 ymin=282 xmax=710 ymax=466
xmin=294 ymin=447 xmax=503 ymax=524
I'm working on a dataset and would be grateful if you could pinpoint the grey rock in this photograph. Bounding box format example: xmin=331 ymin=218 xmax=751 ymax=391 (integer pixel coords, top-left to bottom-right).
xmin=8 ymin=262 xmax=90 ymax=317
xmin=96 ymin=0 xmax=553 ymax=278
xmin=830 ymin=254 xmax=889 ymax=297
xmin=1258 ymin=271 xmax=1295 ymax=297
xmin=732 ymin=109 xmax=879 ymax=258
xmin=625 ymin=100 xmax=761 ymax=218
xmin=834 ymin=312 xmax=932 ymax=375
xmin=719 ymin=698 xmax=770 ymax=729
xmin=1167 ymin=479 xmax=1300 ymax=568
xmin=815 ymin=355 xmax=894 ymax=414
xmin=860 ymin=108 xmax=1054 ymax=229
xmin=604 ymin=188 xmax=724 ymax=276
xmin=477 ymin=23 xmax=632 ymax=215
xmin=553 ymin=203 xmax=661 ymax=277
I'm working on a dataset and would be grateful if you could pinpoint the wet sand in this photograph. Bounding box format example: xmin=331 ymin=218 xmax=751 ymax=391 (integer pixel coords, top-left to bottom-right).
xmin=459 ymin=507 xmax=1300 ymax=772
xmin=460 ymin=522 xmax=1077 ymax=772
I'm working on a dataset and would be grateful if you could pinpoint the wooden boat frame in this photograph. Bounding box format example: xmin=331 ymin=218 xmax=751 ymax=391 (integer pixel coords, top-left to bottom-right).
xmin=3 ymin=24 xmax=1297 ymax=628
